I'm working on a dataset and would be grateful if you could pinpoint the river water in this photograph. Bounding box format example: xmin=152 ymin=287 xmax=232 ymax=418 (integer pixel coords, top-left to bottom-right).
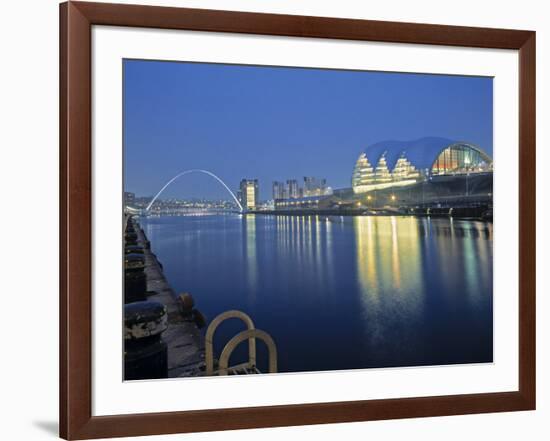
xmin=140 ymin=214 xmax=493 ymax=374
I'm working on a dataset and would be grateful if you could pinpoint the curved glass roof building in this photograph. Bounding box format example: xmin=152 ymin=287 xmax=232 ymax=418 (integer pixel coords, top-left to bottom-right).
xmin=352 ymin=137 xmax=492 ymax=194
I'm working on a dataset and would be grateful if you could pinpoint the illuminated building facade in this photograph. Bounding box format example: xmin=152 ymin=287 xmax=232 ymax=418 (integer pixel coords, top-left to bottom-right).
xmin=352 ymin=137 xmax=492 ymax=194
xmin=239 ymin=179 xmax=259 ymax=210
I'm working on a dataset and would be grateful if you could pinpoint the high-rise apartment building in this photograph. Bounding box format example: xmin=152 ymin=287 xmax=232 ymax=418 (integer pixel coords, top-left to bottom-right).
xmin=303 ymin=176 xmax=328 ymax=197
xmin=272 ymin=181 xmax=286 ymax=200
xmin=287 ymin=179 xmax=299 ymax=198
xmin=239 ymin=179 xmax=259 ymax=210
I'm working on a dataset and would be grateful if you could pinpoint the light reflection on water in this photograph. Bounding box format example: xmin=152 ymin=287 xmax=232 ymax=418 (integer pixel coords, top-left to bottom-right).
xmin=141 ymin=214 xmax=493 ymax=373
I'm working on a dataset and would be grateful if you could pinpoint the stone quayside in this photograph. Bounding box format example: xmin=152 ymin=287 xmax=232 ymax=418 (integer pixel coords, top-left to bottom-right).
xmin=124 ymin=216 xmax=206 ymax=379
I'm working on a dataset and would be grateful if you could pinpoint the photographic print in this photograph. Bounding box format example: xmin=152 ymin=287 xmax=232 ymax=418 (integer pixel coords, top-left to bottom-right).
xmin=123 ymin=60 xmax=493 ymax=380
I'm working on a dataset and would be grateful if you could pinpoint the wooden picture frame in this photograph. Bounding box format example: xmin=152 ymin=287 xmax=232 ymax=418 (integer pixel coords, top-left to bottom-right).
xmin=60 ymin=1 xmax=536 ymax=439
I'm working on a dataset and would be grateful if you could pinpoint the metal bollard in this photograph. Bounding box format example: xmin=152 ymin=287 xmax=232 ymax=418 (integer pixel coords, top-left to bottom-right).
xmin=124 ymin=301 xmax=168 ymax=380
xmin=124 ymin=258 xmax=147 ymax=303
xmin=125 ymin=253 xmax=145 ymax=268
xmin=125 ymin=274 xmax=147 ymax=303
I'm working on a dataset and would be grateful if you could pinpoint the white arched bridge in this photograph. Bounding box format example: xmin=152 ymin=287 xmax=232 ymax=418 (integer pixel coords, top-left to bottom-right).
xmin=139 ymin=169 xmax=244 ymax=213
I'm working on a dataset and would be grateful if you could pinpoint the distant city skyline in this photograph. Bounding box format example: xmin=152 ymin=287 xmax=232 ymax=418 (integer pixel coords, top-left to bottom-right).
xmin=124 ymin=60 xmax=493 ymax=200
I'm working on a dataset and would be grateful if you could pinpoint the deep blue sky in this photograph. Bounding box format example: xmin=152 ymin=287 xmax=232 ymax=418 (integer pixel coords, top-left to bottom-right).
xmin=124 ymin=59 xmax=493 ymax=201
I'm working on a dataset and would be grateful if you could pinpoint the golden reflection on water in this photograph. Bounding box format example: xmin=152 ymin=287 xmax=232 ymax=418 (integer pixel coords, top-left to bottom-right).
xmin=243 ymin=215 xmax=492 ymax=338
xmin=353 ymin=216 xmax=493 ymax=344
xmin=354 ymin=216 xmax=422 ymax=347
xmin=355 ymin=216 xmax=423 ymax=301
xmin=244 ymin=215 xmax=258 ymax=301
xmin=391 ymin=217 xmax=401 ymax=290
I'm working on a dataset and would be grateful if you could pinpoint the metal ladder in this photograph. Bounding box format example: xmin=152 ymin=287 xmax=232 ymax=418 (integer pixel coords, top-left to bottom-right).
xmin=205 ymin=310 xmax=277 ymax=376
